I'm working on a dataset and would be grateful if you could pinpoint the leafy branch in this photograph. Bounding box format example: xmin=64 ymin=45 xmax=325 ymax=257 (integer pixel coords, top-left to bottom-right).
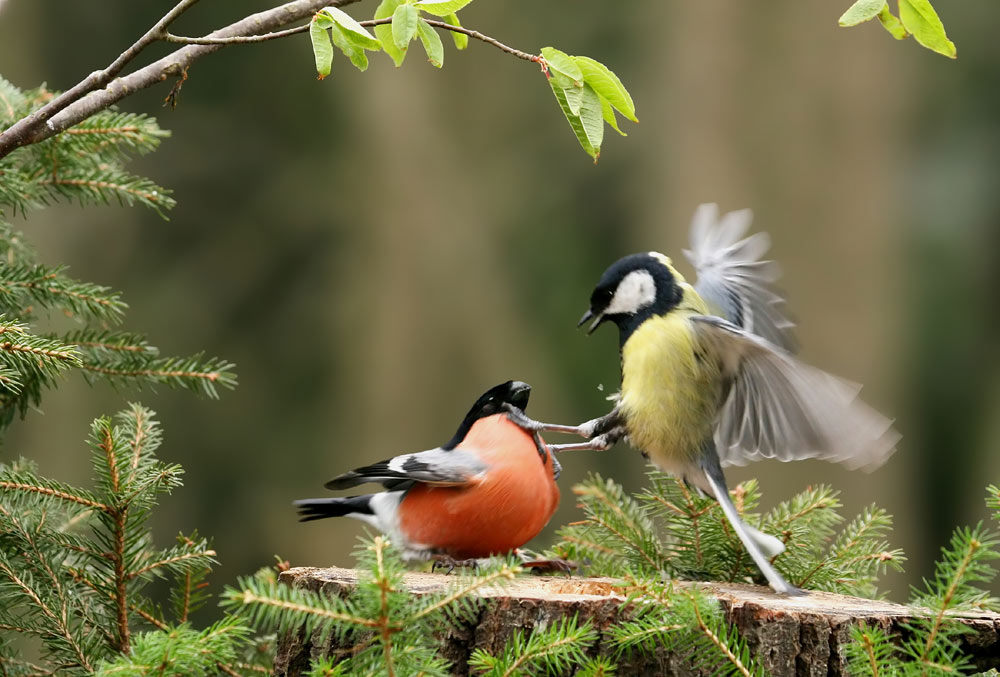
xmin=0 ymin=0 xmax=636 ymax=162
xmin=839 ymin=0 xmax=956 ymax=58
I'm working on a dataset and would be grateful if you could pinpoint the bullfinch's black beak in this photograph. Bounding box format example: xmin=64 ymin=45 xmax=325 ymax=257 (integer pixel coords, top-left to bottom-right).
xmin=577 ymin=309 xmax=603 ymax=335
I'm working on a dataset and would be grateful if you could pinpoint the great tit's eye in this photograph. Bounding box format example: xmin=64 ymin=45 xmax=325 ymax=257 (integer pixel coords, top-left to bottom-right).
xmin=593 ymin=287 xmax=613 ymax=307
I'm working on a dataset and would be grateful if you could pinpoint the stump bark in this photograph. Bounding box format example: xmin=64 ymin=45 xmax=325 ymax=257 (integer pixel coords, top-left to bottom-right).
xmin=272 ymin=566 xmax=1000 ymax=676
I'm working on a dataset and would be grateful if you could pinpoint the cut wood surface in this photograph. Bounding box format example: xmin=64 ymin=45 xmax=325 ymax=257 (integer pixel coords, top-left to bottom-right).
xmin=273 ymin=566 xmax=1000 ymax=676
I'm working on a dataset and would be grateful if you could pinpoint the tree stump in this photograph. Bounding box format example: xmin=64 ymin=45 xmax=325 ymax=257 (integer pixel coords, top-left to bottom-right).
xmin=272 ymin=566 xmax=1000 ymax=676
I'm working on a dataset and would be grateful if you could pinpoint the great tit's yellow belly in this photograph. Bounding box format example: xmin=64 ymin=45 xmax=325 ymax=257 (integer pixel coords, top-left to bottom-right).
xmin=619 ymin=312 xmax=723 ymax=471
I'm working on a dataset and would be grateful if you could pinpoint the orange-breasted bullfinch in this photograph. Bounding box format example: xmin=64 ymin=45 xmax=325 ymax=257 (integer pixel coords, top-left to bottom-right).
xmin=534 ymin=204 xmax=899 ymax=595
xmin=294 ymin=381 xmax=563 ymax=568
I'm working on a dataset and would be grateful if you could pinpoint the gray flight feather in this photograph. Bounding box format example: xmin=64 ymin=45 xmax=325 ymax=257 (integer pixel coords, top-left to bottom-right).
xmin=684 ymin=203 xmax=797 ymax=352
xmin=324 ymin=447 xmax=489 ymax=490
xmin=691 ymin=316 xmax=899 ymax=471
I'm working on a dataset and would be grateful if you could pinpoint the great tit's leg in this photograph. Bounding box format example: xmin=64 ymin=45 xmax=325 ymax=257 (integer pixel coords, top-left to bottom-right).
xmin=581 ymin=408 xmax=626 ymax=438
xmin=548 ymin=426 xmax=627 ymax=453
xmin=697 ymin=449 xmax=803 ymax=596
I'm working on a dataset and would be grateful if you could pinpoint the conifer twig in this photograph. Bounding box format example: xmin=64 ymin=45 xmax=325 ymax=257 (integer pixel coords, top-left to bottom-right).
xmin=0 ymin=560 xmax=94 ymax=672
xmin=0 ymin=480 xmax=111 ymax=512
xmin=235 ymin=589 xmax=383 ymax=629
xmin=688 ymin=593 xmax=753 ymax=677
xmin=920 ymin=537 xmax=979 ymax=663
xmin=128 ymin=549 xmax=218 ymax=581
xmin=409 ymin=564 xmax=519 ymax=621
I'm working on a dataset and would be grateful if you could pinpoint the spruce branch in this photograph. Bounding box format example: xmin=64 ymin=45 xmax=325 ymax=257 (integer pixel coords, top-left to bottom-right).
xmin=0 ymin=479 xmax=111 ymax=513
xmin=0 ymin=557 xmax=96 ymax=673
xmin=468 ymin=616 xmax=598 ymax=677
xmin=77 ymin=350 xmax=237 ymax=399
xmin=0 ymin=265 xmax=127 ymax=324
xmin=37 ymin=173 xmax=174 ymax=214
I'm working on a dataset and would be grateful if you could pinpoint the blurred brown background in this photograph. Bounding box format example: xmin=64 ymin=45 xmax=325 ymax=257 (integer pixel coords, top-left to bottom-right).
xmin=1 ymin=1 xmax=998 ymax=604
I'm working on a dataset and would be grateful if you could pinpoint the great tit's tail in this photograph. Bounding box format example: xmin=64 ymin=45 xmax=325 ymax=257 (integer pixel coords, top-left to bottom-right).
xmin=698 ymin=455 xmax=803 ymax=596
xmin=294 ymin=495 xmax=375 ymax=523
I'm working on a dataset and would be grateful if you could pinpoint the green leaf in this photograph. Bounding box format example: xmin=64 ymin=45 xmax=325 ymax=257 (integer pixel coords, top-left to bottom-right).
xmin=600 ymin=96 xmax=626 ymax=137
xmin=838 ymin=0 xmax=886 ymax=26
xmin=414 ymin=0 xmax=475 ymax=17
xmin=374 ymin=0 xmax=407 ymax=66
xmin=550 ymin=81 xmax=604 ymax=162
xmin=550 ymin=72 xmax=583 ymax=115
xmin=576 ymin=85 xmax=604 ymax=157
xmin=330 ymin=24 xmax=369 ymax=71
xmin=877 ymin=5 xmax=908 ymax=39
xmin=313 ymin=11 xmax=334 ymax=29
xmin=898 ymin=0 xmax=956 ymax=57
xmin=445 ymin=13 xmax=468 ymax=50
xmin=541 ymin=47 xmax=583 ymax=86
xmin=416 ymin=19 xmax=444 ymax=68
xmin=309 ymin=21 xmax=334 ymax=79
xmin=392 ymin=4 xmax=419 ymax=50
xmin=320 ymin=6 xmax=382 ymax=51
xmin=573 ymin=55 xmax=637 ymax=123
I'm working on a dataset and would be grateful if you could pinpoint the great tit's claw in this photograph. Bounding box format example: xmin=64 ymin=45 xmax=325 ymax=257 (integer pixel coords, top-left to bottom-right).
xmin=549 ymin=428 xmax=625 ymax=453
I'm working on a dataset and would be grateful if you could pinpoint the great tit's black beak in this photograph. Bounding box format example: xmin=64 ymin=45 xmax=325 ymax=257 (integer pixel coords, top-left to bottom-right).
xmin=577 ymin=309 xmax=603 ymax=335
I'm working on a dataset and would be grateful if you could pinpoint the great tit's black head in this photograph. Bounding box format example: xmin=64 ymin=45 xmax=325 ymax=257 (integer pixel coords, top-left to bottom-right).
xmin=578 ymin=252 xmax=683 ymax=344
xmin=443 ymin=381 xmax=531 ymax=450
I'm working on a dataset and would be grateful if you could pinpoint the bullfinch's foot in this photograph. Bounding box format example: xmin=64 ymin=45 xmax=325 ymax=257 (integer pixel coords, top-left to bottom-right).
xmin=521 ymin=558 xmax=578 ymax=575
xmin=501 ymin=404 xmax=589 ymax=436
xmin=430 ymin=555 xmax=480 ymax=574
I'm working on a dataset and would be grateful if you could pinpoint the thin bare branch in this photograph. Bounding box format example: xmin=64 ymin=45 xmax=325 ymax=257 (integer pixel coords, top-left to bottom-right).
xmin=163 ymin=16 xmax=543 ymax=65
xmin=0 ymin=0 xmax=201 ymax=157
xmin=0 ymin=0 xmax=360 ymax=158
xmin=164 ymin=25 xmax=310 ymax=45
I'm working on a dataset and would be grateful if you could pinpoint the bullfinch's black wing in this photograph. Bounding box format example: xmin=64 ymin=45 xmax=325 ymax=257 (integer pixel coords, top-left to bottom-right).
xmin=325 ymin=448 xmax=488 ymax=490
xmin=690 ymin=315 xmax=898 ymax=470
xmin=684 ymin=204 xmax=797 ymax=352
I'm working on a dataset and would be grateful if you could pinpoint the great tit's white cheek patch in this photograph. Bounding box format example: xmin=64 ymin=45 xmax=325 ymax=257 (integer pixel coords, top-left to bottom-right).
xmin=605 ymin=270 xmax=656 ymax=315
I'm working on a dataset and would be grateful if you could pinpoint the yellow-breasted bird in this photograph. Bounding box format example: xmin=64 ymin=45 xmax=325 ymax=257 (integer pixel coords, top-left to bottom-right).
xmin=541 ymin=204 xmax=899 ymax=595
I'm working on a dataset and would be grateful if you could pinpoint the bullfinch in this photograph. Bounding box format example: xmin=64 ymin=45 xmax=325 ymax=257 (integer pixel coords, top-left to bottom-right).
xmin=294 ymin=380 xmax=564 ymax=569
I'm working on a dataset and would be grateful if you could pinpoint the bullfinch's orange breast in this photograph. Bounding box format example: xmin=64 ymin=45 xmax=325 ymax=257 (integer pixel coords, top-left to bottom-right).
xmin=397 ymin=414 xmax=560 ymax=559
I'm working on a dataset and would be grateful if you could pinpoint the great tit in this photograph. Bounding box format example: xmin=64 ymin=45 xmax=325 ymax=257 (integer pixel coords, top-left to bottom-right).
xmin=294 ymin=381 xmax=564 ymax=569
xmin=543 ymin=204 xmax=899 ymax=595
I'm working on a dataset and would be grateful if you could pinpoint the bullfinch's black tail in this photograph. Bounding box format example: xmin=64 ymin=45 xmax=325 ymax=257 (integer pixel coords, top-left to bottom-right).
xmin=294 ymin=495 xmax=374 ymax=523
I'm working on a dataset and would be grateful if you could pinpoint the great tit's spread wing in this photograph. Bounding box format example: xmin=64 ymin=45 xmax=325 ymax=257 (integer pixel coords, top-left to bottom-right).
xmin=684 ymin=204 xmax=797 ymax=352
xmin=324 ymin=448 xmax=489 ymax=490
xmin=691 ymin=315 xmax=898 ymax=470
